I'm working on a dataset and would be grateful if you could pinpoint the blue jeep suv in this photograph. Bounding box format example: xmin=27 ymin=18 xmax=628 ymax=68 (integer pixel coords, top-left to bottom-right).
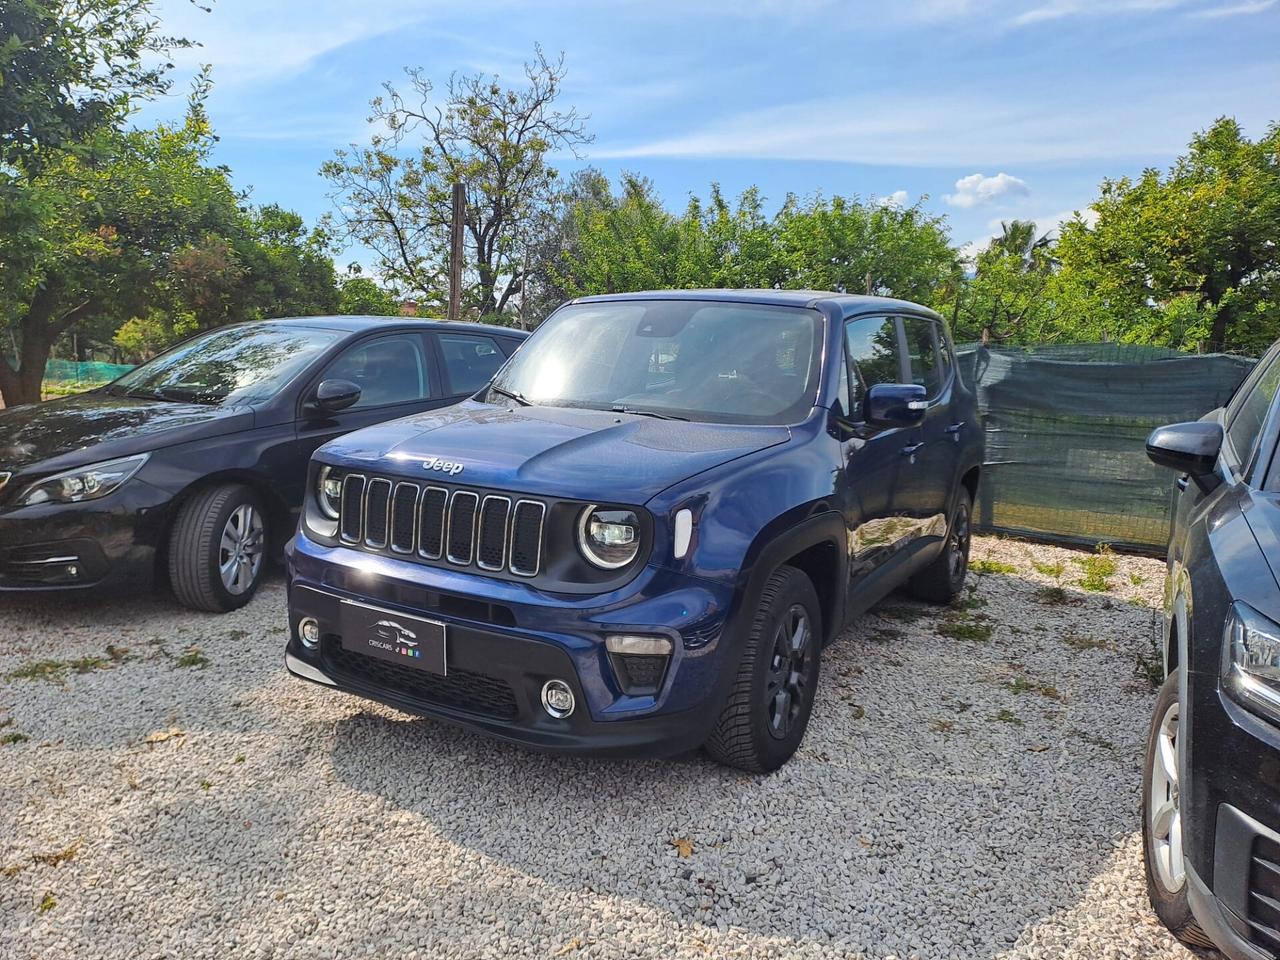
xmin=284 ymin=290 xmax=983 ymax=770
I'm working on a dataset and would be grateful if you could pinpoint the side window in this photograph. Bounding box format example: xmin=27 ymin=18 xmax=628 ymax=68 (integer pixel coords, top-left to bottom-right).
xmin=321 ymin=334 xmax=430 ymax=409
xmin=844 ymin=316 xmax=901 ymax=417
xmin=1226 ymin=351 xmax=1280 ymax=473
xmin=440 ymin=334 xmax=506 ymax=396
xmin=902 ymin=317 xmax=943 ymax=398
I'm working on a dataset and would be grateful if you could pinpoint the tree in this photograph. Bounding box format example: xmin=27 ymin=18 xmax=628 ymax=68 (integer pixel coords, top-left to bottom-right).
xmin=0 ymin=0 xmax=189 ymax=174
xmin=337 ymin=272 xmax=402 ymax=316
xmin=321 ymin=47 xmax=592 ymax=319
xmin=774 ymin=194 xmax=960 ymax=306
xmin=1054 ymin=118 xmax=1280 ymax=353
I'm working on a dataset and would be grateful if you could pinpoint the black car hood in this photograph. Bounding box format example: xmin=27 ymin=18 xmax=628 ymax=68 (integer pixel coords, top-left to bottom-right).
xmin=320 ymin=400 xmax=792 ymax=503
xmin=0 ymin=392 xmax=253 ymax=474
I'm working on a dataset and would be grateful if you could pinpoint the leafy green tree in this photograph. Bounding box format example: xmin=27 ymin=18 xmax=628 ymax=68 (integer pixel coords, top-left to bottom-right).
xmin=337 ymin=273 xmax=402 ymax=316
xmin=1054 ymin=118 xmax=1280 ymax=353
xmin=321 ymin=47 xmax=592 ymax=318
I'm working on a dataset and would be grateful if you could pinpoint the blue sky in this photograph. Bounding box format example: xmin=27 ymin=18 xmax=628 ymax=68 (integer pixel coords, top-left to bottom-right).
xmin=146 ymin=0 xmax=1279 ymax=269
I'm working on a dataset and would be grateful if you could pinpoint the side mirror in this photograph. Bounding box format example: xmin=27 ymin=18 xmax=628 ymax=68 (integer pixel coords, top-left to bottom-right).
xmin=1146 ymin=420 xmax=1223 ymax=493
xmin=308 ymin=379 xmax=362 ymax=416
xmin=865 ymin=383 xmax=928 ymax=428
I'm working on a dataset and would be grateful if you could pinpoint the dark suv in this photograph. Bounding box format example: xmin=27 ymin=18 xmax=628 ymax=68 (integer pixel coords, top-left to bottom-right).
xmin=284 ymin=291 xmax=983 ymax=770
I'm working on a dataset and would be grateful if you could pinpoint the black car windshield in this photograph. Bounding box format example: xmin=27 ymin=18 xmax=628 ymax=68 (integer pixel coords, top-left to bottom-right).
xmin=107 ymin=324 xmax=340 ymax=405
xmin=487 ymin=300 xmax=823 ymax=425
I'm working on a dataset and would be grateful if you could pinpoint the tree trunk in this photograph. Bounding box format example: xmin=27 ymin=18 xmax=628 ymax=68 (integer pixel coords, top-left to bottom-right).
xmin=0 ymin=330 xmax=52 ymax=407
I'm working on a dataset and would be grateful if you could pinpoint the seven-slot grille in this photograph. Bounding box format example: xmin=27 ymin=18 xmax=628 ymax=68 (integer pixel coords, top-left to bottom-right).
xmin=338 ymin=473 xmax=545 ymax=577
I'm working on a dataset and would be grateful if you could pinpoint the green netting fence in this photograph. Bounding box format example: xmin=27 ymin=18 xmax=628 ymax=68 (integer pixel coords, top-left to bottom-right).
xmin=956 ymin=342 xmax=1256 ymax=552
xmin=43 ymin=359 xmax=134 ymax=391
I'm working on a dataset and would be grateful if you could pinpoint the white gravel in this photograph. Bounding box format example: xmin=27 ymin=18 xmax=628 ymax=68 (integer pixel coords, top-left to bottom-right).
xmin=0 ymin=537 xmax=1196 ymax=959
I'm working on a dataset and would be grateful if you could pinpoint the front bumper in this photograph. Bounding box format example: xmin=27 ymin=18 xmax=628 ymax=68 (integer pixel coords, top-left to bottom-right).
xmin=285 ymin=534 xmax=741 ymax=757
xmin=0 ymin=480 xmax=171 ymax=591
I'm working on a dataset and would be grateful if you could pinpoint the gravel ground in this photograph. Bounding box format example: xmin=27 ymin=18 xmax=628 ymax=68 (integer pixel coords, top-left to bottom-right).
xmin=0 ymin=537 xmax=1199 ymax=960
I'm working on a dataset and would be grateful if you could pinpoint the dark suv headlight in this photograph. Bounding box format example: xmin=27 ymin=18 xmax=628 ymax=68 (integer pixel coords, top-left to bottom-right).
xmin=1223 ymin=601 xmax=1280 ymax=723
xmin=576 ymin=506 xmax=641 ymax=569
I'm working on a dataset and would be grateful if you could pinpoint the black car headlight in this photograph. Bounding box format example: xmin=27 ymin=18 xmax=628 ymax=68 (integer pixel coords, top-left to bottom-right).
xmin=317 ymin=465 xmax=343 ymax=520
xmin=1223 ymin=601 xmax=1280 ymax=723
xmin=16 ymin=454 xmax=149 ymax=507
xmin=577 ymin=506 xmax=641 ymax=569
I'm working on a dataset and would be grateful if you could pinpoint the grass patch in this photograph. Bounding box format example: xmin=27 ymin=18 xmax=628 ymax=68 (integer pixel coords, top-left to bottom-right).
xmin=1074 ymin=731 xmax=1116 ymax=750
xmin=1031 ymin=560 xmax=1065 ymax=578
xmin=174 ymin=646 xmax=209 ymax=670
xmin=234 ymin=754 xmax=245 ymax=764
xmin=6 ymin=660 xmax=69 ymax=684
xmin=939 ymin=617 xmax=993 ymax=643
xmin=37 ymin=891 xmax=56 ymax=913
xmin=31 ymin=840 xmax=80 ymax=868
xmin=1004 ymin=677 xmax=1064 ymax=701
xmin=994 ymin=709 xmax=1023 ymax=725
xmin=1033 ymin=585 xmax=1081 ymax=606
xmin=931 ymin=719 xmax=954 ymax=733
xmin=1 ymin=732 xmax=29 ymax=745
xmin=970 ymin=559 xmax=1018 ymax=575
xmin=1129 ymin=573 xmax=1146 ymax=586
xmin=1074 ymin=545 xmax=1118 ymax=593
xmin=1064 ymin=632 xmax=1113 ymax=652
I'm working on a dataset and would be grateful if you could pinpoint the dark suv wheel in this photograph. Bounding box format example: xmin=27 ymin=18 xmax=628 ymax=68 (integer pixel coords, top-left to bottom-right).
xmin=705 ymin=565 xmax=822 ymax=772
xmin=909 ymin=489 xmax=972 ymax=604
xmin=169 ymin=483 xmax=268 ymax=613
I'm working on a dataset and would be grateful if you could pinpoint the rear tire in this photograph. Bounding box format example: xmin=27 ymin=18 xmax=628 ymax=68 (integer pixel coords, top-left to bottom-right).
xmin=704 ymin=565 xmax=822 ymax=773
xmin=168 ymin=484 xmax=268 ymax=613
xmin=909 ymin=489 xmax=972 ymax=604
xmin=1142 ymin=670 xmax=1214 ymax=949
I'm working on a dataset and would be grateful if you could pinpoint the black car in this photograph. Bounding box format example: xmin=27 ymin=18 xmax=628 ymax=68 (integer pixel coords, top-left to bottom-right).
xmin=284 ymin=291 xmax=984 ymax=770
xmin=0 ymin=317 xmax=527 ymax=612
xmin=1144 ymin=339 xmax=1280 ymax=958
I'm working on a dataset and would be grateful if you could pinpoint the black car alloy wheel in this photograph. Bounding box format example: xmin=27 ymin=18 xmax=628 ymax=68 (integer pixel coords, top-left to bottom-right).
xmin=765 ymin=604 xmax=814 ymax=740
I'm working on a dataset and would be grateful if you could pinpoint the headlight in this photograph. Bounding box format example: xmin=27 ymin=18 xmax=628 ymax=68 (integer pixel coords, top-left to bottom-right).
xmin=577 ymin=506 xmax=640 ymax=569
xmin=1223 ymin=602 xmax=1280 ymax=723
xmin=317 ymin=465 xmax=343 ymax=520
xmin=17 ymin=454 xmax=149 ymax=507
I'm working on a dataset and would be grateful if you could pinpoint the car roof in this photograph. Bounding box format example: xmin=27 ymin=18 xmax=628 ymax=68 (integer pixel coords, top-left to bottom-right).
xmin=257 ymin=316 xmax=530 ymax=338
xmin=567 ymin=288 xmax=941 ymax=321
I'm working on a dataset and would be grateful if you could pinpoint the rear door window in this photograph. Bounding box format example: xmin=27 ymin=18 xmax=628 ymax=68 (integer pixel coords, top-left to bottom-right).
xmin=901 ymin=317 xmax=944 ymax=399
xmin=440 ymin=334 xmax=507 ymax=396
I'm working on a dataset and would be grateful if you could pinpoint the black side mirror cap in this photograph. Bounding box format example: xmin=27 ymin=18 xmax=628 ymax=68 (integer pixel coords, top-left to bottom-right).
xmin=1146 ymin=420 xmax=1223 ymax=493
xmin=308 ymin=379 xmax=362 ymax=416
xmin=865 ymin=383 xmax=928 ymax=428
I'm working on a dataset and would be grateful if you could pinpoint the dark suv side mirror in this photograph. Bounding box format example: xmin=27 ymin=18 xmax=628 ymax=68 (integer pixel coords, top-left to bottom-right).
xmin=308 ymin=379 xmax=362 ymax=416
xmin=865 ymin=383 xmax=928 ymax=428
xmin=1146 ymin=420 xmax=1223 ymax=493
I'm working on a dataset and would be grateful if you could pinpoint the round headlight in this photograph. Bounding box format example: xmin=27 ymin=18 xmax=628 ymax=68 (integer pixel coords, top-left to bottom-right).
xmin=317 ymin=465 xmax=343 ymax=520
xmin=577 ymin=506 xmax=641 ymax=570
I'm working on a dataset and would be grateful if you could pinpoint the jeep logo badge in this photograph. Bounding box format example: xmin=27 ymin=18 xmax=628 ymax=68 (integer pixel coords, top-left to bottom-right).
xmin=421 ymin=456 xmax=464 ymax=476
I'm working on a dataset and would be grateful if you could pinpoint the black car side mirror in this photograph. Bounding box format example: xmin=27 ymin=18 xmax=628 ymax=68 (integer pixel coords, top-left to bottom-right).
xmin=308 ymin=379 xmax=362 ymax=416
xmin=1146 ymin=420 xmax=1223 ymax=494
xmin=865 ymin=383 xmax=928 ymax=428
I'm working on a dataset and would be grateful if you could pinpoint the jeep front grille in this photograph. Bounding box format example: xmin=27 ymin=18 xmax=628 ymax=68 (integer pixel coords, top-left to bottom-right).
xmin=338 ymin=474 xmax=545 ymax=577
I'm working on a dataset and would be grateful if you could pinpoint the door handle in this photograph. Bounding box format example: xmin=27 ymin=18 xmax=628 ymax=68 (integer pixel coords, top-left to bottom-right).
xmin=945 ymin=422 xmax=965 ymax=442
xmin=1176 ymin=475 xmax=1189 ymax=492
xmin=901 ymin=442 xmax=925 ymax=458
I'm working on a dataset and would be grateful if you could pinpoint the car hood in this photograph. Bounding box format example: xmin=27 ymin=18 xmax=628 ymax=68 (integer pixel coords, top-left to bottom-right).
xmin=0 ymin=392 xmax=253 ymax=474
xmin=319 ymin=400 xmax=792 ymax=503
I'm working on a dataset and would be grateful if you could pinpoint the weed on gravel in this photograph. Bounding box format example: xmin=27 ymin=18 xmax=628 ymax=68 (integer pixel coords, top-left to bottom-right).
xmin=1032 ymin=560 xmax=1065 ymax=578
xmin=939 ymin=616 xmax=993 ymax=643
xmin=1074 ymin=546 xmax=1119 ymax=592
xmin=1004 ymin=676 xmax=1065 ymax=701
xmin=971 ymin=559 xmax=1018 ymax=575
xmin=174 ymin=646 xmax=210 ymax=670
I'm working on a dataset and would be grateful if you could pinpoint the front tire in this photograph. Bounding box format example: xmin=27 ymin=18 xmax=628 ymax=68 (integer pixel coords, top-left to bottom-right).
xmin=1142 ymin=670 xmax=1213 ymax=949
xmin=168 ymin=484 xmax=269 ymax=613
xmin=909 ymin=488 xmax=972 ymax=604
xmin=705 ymin=565 xmax=822 ymax=773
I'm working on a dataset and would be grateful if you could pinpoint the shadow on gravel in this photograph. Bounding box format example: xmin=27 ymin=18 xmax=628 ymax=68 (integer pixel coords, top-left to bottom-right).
xmin=325 ymin=568 xmax=1163 ymax=957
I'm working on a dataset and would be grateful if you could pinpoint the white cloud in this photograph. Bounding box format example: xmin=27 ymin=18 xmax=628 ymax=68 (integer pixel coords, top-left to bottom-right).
xmin=877 ymin=190 xmax=910 ymax=208
xmin=1187 ymin=0 xmax=1276 ymax=17
xmin=1012 ymin=0 xmax=1187 ymax=25
xmin=945 ymin=173 xmax=1030 ymax=208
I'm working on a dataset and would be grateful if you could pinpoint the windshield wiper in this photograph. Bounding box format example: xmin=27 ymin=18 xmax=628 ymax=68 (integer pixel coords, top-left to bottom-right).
xmin=491 ymin=385 xmax=531 ymax=407
xmin=611 ymin=404 xmax=689 ymax=421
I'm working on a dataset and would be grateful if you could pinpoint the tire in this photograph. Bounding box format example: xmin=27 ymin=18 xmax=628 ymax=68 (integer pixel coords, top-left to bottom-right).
xmin=168 ymin=484 xmax=269 ymax=613
xmin=909 ymin=488 xmax=973 ymax=604
xmin=1142 ymin=670 xmax=1213 ymax=949
xmin=705 ymin=565 xmax=822 ymax=773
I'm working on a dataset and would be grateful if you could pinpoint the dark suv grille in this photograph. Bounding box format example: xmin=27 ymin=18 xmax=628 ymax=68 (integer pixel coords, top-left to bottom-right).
xmin=1248 ymin=835 xmax=1280 ymax=952
xmin=325 ymin=640 xmax=518 ymax=720
xmin=338 ymin=474 xmax=545 ymax=577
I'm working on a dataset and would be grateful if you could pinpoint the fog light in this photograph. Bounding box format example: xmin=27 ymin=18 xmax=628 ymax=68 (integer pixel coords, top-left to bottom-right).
xmin=541 ymin=679 xmax=576 ymax=718
xmin=299 ymin=617 xmax=321 ymax=649
xmin=605 ymin=634 xmax=673 ymax=656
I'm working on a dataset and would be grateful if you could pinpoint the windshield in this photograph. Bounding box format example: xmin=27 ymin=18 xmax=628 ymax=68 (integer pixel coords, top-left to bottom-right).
xmin=108 ymin=324 xmax=340 ymax=405
xmin=487 ymin=300 xmax=823 ymax=425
